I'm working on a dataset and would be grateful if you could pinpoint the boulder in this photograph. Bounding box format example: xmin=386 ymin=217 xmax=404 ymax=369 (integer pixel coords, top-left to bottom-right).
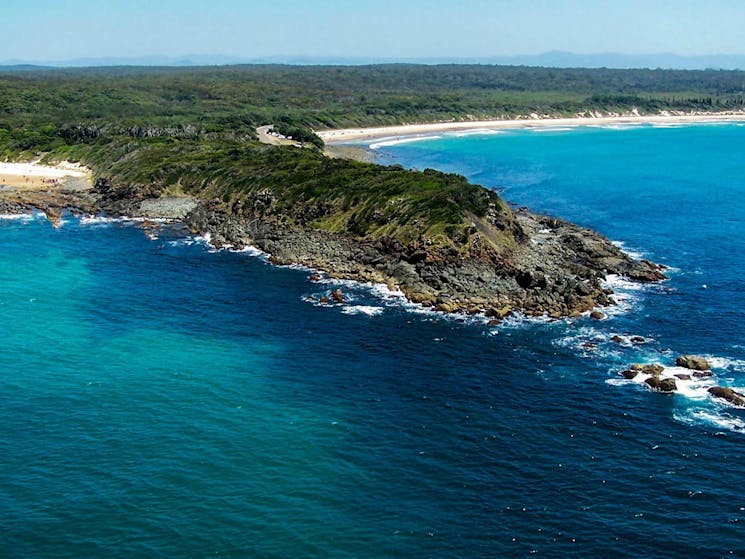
xmin=590 ymin=310 xmax=605 ymax=320
xmin=676 ymin=355 xmax=711 ymax=371
xmin=611 ymin=335 xmax=624 ymax=344
xmin=630 ymin=336 xmax=646 ymax=345
xmin=620 ymin=369 xmax=639 ymax=379
xmin=486 ymin=305 xmax=512 ymax=319
xmin=708 ymin=386 xmax=745 ymax=407
xmin=309 ymin=273 xmax=322 ymax=282
xmin=631 ymin=363 xmax=664 ymax=376
xmin=319 ymin=296 xmax=329 ymax=304
xmin=436 ymin=301 xmax=459 ymax=313
xmin=330 ymin=289 xmax=345 ymax=304
xmin=674 ymin=374 xmax=692 ymax=381
xmin=645 ymin=377 xmax=677 ymax=392
xmin=693 ymin=370 xmax=713 ymax=378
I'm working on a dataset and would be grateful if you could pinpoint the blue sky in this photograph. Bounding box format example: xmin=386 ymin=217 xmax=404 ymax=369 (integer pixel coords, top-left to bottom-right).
xmin=2 ymin=0 xmax=744 ymax=62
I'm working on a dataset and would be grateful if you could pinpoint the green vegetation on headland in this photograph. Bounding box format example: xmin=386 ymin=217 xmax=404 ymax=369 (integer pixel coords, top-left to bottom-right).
xmin=2 ymin=64 xmax=744 ymax=250
xmin=1 ymin=63 xmax=691 ymax=315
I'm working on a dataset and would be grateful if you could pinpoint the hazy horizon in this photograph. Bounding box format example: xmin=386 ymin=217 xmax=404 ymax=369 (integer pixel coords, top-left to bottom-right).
xmin=2 ymin=0 xmax=745 ymax=68
xmin=4 ymin=51 xmax=745 ymax=71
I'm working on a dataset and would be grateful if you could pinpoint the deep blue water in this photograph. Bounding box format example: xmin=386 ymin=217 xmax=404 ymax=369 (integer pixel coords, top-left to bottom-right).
xmin=2 ymin=123 xmax=745 ymax=558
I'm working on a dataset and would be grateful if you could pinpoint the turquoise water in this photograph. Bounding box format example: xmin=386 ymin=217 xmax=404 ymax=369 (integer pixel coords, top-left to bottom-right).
xmin=2 ymin=123 xmax=745 ymax=557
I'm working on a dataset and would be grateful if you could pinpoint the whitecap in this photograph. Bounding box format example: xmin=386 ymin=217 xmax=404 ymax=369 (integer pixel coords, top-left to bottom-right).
xmin=341 ymin=305 xmax=384 ymax=317
xmin=79 ymin=215 xmax=124 ymax=226
xmin=369 ymin=135 xmax=442 ymax=149
xmin=675 ymin=409 xmax=745 ymax=433
xmin=595 ymin=124 xmax=643 ymax=130
xmin=531 ymin=127 xmax=575 ymax=133
xmin=706 ymin=356 xmax=745 ymax=372
xmin=611 ymin=240 xmax=647 ymax=261
xmin=0 ymin=213 xmax=35 ymax=222
xmin=449 ymin=129 xmax=503 ymax=138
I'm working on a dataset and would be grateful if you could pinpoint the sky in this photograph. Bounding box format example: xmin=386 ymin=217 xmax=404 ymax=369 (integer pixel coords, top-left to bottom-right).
xmin=1 ymin=0 xmax=744 ymax=63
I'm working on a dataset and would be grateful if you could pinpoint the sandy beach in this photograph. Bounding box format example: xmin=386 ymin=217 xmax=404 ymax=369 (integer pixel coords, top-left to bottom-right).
xmin=0 ymin=161 xmax=92 ymax=190
xmin=317 ymin=112 xmax=745 ymax=144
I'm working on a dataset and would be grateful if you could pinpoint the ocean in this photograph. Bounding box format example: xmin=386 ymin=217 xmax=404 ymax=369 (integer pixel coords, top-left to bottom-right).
xmin=2 ymin=122 xmax=745 ymax=558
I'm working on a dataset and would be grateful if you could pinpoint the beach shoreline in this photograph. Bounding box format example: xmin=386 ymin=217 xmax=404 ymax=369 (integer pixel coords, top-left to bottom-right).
xmin=0 ymin=160 xmax=92 ymax=190
xmin=317 ymin=111 xmax=745 ymax=144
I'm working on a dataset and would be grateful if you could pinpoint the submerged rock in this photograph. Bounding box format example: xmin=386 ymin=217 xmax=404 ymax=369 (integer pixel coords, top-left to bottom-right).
xmin=676 ymin=355 xmax=711 ymax=371
xmin=708 ymin=386 xmax=745 ymax=407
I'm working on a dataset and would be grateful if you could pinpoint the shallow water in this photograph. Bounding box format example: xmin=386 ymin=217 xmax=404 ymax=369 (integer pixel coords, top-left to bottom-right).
xmin=2 ymin=123 xmax=745 ymax=557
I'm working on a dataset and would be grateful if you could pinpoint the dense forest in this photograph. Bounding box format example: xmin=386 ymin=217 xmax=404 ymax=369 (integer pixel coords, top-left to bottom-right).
xmin=2 ymin=64 xmax=745 ymax=144
xmin=1 ymin=64 xmax=744 ymax=249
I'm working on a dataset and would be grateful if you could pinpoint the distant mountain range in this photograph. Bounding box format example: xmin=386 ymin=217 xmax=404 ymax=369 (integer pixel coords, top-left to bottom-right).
xmin=2 ymin=51 xmax=745 ymax=70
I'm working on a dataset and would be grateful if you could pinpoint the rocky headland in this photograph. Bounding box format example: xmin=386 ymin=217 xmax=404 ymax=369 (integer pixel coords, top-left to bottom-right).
xmin=183 ymin=200 xmax=664 ymax=319
xmin=1 ymin=154 xmax=665 ymax=321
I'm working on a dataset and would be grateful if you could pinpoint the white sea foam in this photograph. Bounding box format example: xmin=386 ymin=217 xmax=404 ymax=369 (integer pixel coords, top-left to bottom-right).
xmin=79 ymin=215 xmax=126 ymax=225
xmin=706 ymin=356 xmax=745 ymax=372
xmin=598 ymin=274 xmax=648 ymax=317
xmin=341 ymin=305 xmax=384 ymax=317
xmin=554 ymin=327 xmax=640 ymax=360
xmin=611 ymin=240 xmax=647 ymax=261
xmin=531 ymin=127 xmax=575 ymax=132
xmin=448 ymin=129 xmax=503 ymax=138
xmin=369 ymin=135 xmax=442 ymax=149
xmin=606 ymin=365 xmax=716 ymax=399
xmin=594 ymin=124 xmax=643 ymax=130
xmin=0 ymin=213 xmax=36 ymax=222
xmin=675 ymin=409 xmax=745 ymax=433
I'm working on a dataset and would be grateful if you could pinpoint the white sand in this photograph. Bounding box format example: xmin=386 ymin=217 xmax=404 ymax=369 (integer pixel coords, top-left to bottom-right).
xmin=0 ymin=161 xmax=90 ymax=179
xmin=317 ymin=112 xmax=745 ymax=144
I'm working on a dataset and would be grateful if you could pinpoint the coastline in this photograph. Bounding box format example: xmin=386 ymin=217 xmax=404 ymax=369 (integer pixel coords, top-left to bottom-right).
xmin=0 ymin=152 xmax=666 ymax=322
xmin=317 ymin=111 xmax=745 ymax=144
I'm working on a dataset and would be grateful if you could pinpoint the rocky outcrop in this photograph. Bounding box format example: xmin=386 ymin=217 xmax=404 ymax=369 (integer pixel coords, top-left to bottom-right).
xmin=645 ymin=377 xmax=677 ymax=392
xmin=631 ymin=363 xmax=665 ymax=376
xmin=0 ymin=199 xmax=29 ymax=214
xmin=676 ymin=355 xmax=711 ymax=371
xmin=708 ymin=387 xmax=745 ymax=407
xmin=181 ymin=200 xmax=665 ymax=320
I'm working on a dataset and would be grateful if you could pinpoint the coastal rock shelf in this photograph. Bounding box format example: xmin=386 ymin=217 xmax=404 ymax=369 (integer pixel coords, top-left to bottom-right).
xmin=180 ymin=199 xmax=663 ymax=320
